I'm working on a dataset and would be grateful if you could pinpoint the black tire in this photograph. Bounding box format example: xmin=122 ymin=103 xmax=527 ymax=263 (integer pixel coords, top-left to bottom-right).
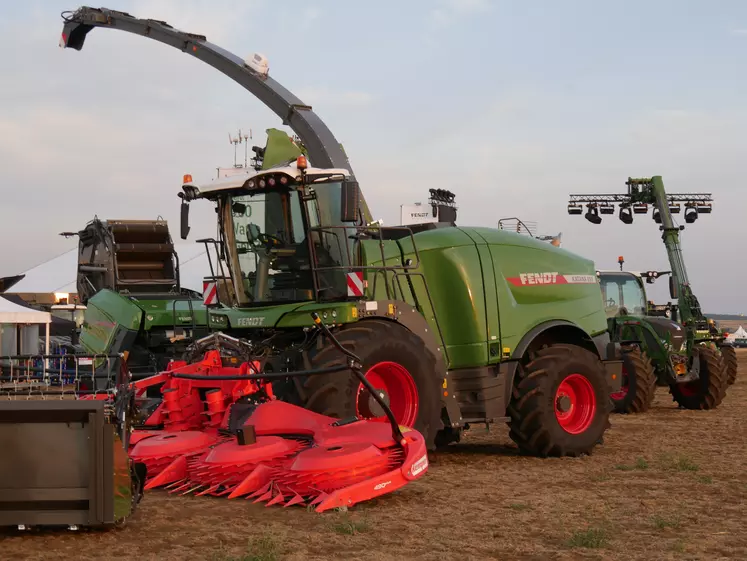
xmin=669 ymin=345 xmax=727 ymax=410
xmin=610 ymin=346 xmax=657 ymax=414
xmin=720 ymin=345 xmax=738 ymax=386
xmin=302 ymin=320 xmax=442 ymax=450
xmin=507 ymin=344 xmax=612 ymax=458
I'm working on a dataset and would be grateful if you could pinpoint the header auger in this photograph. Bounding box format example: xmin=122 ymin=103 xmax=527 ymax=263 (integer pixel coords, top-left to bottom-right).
xmin=123 ymin=313 xmax=428 ymax=512
xmin=568 ymin=176 xmax=735 ymax=414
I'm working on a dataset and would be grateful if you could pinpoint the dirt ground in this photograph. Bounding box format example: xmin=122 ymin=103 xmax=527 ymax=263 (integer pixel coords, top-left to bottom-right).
xmin=3 ymin=352 xmax=747 ymax=561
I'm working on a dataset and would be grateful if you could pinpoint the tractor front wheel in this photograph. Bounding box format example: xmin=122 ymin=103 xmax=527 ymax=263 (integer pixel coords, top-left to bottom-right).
xmin=508 ymin=344 xmax=611 ymax=457
xmin=302 ymin=320 xmax=442 ymax=450
xmin=610 ymin=346 xmax=657 ymax=414
xmin=719 ymin=345 xmax=738 ymax=386
xmin=669 ymin=346 xmax=727 ymax=410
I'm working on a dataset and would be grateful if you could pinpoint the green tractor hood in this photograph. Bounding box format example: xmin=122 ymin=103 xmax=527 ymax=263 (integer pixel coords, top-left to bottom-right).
xmin=79 ymin=289 xmax=209 ymax=356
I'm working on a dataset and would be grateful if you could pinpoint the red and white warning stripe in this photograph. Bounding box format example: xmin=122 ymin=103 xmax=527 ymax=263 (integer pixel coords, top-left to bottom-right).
xmin=203 ymin=280 xmax=218 ymax=305
xmin=506 ymin=272 xmax=597 ymax=287
xmin=346 ymin=271 xmax=365 ymax=297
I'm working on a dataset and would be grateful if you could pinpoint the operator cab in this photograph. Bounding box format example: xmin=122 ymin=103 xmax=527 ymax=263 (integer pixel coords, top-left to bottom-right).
xmin=179 ymin=156 xmax=360 ymax=307
xmin=598 ymin=270 xmax=684 ymax=347
xmin=597 ymin=271 xmax=648 ymax=318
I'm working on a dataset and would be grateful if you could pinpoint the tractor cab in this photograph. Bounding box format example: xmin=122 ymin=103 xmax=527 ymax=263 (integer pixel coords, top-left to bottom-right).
xmin=179 ymin=153 xmax=361 ymax=308
xmin=599 ymin=269 xmax=686 ymax=350
xmin=597 ymin=271 xmax=648 ymax=318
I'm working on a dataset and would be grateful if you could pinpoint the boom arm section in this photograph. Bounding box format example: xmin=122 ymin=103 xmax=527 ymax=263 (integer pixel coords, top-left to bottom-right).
xmin=568 ymin=176 xmax=714 ymax=327
xmin=59 ymin=6 xmax=372 ymax=224
xmin=628 ymin=177 xmax=702 ymax=324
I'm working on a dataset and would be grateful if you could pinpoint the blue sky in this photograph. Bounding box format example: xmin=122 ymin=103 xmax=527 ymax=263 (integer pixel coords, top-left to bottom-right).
xmin=1 ymin=0 xmax=746 ymax=312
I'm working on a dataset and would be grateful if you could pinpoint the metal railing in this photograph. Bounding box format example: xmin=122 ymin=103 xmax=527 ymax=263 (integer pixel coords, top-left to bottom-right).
xmin=0 ymin=353 xmax=123 ymax=399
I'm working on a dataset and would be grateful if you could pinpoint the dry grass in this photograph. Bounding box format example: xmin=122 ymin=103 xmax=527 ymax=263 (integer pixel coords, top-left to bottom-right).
xmin=2 ymin=352 xmax=747 ymax=561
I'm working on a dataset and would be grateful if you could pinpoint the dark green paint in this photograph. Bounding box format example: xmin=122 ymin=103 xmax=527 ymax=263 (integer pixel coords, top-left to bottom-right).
xmin=79 ymin=290 xmax=143 ymax=355
xmin=79 ymin=289 xmax=209 ymax=356
xmin=211 ymin=301 xmax=358 ymax=329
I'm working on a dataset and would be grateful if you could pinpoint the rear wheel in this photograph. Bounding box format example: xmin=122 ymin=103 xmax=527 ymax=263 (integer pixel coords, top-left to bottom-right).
xmin=302 ymin=320 xmax=442 ymax=449
xmin=719 ymin=345 xmax=738 ymax=386
xmin=610 ymin=346 xmax=657 ymax=414
xmin=507 ymin=344 xmax=612 ymax=457
xmin=669 ymin=346 xmax=727 ymax=410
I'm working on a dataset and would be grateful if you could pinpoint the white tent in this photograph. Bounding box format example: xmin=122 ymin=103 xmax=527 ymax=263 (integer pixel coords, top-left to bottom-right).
xmin=0 ymin=296 xmax=51 ymax=356
xmin=726 ymin=325 xmax=747 ymax=341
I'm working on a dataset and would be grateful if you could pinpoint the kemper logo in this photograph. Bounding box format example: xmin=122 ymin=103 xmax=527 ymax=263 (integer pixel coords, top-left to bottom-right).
xmin=410 ymin=454 xmax=429 ymax=477
xmin=507 ymin=273 xmax=598 ymax=286
xmin=411 ymin=212 xmax=430 ymax=217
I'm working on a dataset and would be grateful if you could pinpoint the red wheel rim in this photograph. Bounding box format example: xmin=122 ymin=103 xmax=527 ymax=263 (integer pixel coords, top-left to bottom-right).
xmin=610 ymin=364 xmax=629 ymax=400
xmin=356 ymin=361 xmax=419 ymax=427
xmin=677 ymin=381 xmax=700 ymax=397
xmin=554 ymin=373 xmax=597 ymax=434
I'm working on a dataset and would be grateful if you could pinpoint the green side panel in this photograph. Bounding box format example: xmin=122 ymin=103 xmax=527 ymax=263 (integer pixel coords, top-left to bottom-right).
xmin=275 ymin=302 xmax=359 ymax=327
xmin=210 ymin=301 xmax=358 ymax=330
xmin=358 ymin=225 xmax=609 ymax=369
xmin=79 ymin=289 xmax=143 ymax=355
xmin=465 ymin=227 xmax=608 ymax=354
xmin=211 ymin=302 xmax=305 ymax=330
xmin=360 ymin=227 xmax=490 ymax=369
xmin=475 ymin=244 xmax=502 ymax=362
xmin=135 ymin=298 xmax=209 ymax=330
xmin=261 ymin=128 xmax=305 ymax=170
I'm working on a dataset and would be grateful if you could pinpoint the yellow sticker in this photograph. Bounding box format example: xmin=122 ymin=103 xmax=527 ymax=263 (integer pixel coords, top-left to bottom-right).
xmin=398 ymin=426 xmax=412 ymax=433
xmin=442 ymin=378 xmax=448 ymax=389
xmin=351 ymin=307 xmax=358 ymax=318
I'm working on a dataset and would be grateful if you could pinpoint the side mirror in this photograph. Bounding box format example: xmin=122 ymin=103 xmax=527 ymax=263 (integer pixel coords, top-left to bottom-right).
xmin=180 ymin=200 xmax=190 ymax=240
xmin=340 ymin=180 xmax=360 ymax=223
xmin=247 ymin=223 xmax=261 ymax=243
xmin=669 ymin=276 xmax=678 ymax=300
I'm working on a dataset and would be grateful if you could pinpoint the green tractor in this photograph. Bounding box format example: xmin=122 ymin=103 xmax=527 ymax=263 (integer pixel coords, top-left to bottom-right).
xmin=64 ymin=217 xmax=210 ymax=384
xmin=61 ymin=6 xmax=624 ymax=457
xmin=569 ymin=176 xmax=735 ymax=414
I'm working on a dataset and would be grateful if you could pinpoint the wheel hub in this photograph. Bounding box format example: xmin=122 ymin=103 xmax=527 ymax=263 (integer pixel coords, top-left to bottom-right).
xmin=360 ymin=388 xmax=390 ymax=417
xmin=554 ymin=373 xmax=597 ymax=435
xmin=555 ymin=394 xmax=572 ymax=413
xmin=355 ymin=361 xmax=419 ymax=426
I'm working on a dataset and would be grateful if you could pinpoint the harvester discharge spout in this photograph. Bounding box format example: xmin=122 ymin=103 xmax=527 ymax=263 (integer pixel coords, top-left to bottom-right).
xmin=59 ymin=6 xmax=372 ymax=224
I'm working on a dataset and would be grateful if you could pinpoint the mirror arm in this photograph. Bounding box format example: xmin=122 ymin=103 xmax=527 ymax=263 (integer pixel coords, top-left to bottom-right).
xmin=179 ymin=194 xmax=191 ymax=240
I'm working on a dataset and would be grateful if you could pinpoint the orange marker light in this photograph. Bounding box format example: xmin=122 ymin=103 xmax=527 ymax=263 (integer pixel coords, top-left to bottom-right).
xmin=183 ymin=174 xmax=193 ymax=183
xmin=296 ymin=155 xmax=307 ymax=170
xmin=618 ymin=255 xmax=624 ymax=263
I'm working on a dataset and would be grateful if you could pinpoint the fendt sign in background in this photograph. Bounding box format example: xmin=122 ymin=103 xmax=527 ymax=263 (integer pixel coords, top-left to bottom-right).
xmin=400 ymin=203 xmax=437 ymax=225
